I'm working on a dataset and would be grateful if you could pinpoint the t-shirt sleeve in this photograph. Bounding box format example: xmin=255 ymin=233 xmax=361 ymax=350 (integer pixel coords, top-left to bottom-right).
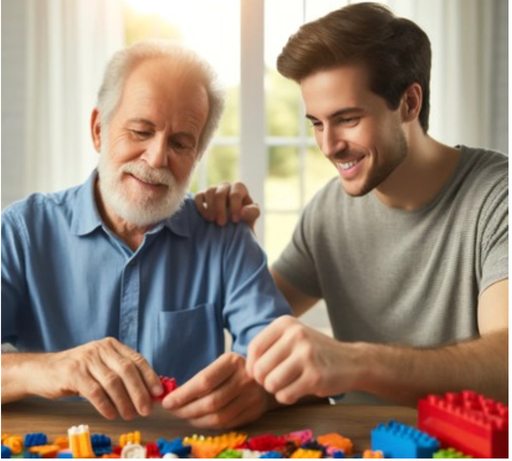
xmin=221 ymin=223 xmax=292 ymax=356
xmin=478 ymin=173 xmax=508 ymax=293
xmin=272 ymin=201 xmax=323 ymax=299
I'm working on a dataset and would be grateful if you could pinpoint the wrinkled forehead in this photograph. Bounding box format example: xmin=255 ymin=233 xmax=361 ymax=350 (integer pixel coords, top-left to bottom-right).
xmin=117 ymin=57 xmax=210 ymax=122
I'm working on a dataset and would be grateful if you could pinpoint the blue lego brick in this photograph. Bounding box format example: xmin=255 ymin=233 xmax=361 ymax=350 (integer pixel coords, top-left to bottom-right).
xmin=157 ymin=437 xmax=191 ymax=457
xmin=371 ymin=420 xmax=440 ymax=458
xmin=23 ymin=433 xmax=48 ymax=448
xmin=259 ymin=451 xmax=283 ymax=458
xmin=56 ymin=451 xmax=73 ymax=458
xmin=1 ymin=445 xmax=12 ymax=459
xmin=91 ymin=433 xmax=112 ymax=456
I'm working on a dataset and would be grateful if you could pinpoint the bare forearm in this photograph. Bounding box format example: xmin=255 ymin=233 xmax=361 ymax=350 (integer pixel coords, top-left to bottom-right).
xmin=354 ymin=329 xmax=508 ymax=405
xmin=1 ymin=352 xmax=53 ymax=403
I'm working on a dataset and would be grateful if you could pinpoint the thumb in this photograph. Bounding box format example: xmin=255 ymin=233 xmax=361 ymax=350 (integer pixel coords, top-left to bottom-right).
xmin=240 ymin=204 xmax=260 ymax=231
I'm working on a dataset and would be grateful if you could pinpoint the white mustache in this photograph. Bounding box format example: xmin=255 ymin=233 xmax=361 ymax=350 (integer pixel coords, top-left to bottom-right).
xmin=122 ymin=162 xmax=174 ymax=187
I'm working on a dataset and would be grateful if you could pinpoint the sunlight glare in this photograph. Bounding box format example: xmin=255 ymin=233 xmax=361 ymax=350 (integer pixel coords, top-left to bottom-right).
xmin=124 ymin=0 xmax=240 ymax=86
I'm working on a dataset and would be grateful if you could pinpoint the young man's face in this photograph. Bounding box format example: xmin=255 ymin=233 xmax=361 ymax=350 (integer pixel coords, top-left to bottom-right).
xmin=97 ymin=58 xmax=209 ymax=227
xmin=301 ymin=65 xmax=407 ymax=197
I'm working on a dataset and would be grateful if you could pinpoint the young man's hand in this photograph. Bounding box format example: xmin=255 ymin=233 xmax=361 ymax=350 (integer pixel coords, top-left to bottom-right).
xmin=246 ymin=316 xmax=357 ymax=404
xmin=162 ymin=352 xmax=276 ymax=429
xmin=4 ymin=338 xmax=163 ymax=420
xmin=194 ymin=182 xmax=260 ymax=230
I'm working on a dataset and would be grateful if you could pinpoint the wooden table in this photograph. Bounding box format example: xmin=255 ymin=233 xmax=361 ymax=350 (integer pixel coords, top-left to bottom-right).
xmin=2 ymin=398 xmax=417 ymax=454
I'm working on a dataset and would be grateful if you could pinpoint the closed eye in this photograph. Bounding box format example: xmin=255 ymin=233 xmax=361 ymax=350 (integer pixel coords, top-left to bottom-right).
xmin=130 ymin=129 xmax=152 ymax=140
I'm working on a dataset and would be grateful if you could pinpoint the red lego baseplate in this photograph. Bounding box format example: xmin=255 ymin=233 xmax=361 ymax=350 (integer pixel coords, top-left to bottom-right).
xmin=417 ymin=390 xmax=508 ymax=458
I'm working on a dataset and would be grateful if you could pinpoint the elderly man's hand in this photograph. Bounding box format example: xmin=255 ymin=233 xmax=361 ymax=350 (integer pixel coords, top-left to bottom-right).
xmin=36 ymin=337 xmax=163 ymax=420
xmin=162 ymin=352 xmax=276 ymax=429
xmin=194 ymin=182 xmax=260 ymax=230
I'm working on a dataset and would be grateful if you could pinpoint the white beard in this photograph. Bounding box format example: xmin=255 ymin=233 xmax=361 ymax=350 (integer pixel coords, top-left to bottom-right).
xmin=96 ymin=146 xmax=191 ymax=228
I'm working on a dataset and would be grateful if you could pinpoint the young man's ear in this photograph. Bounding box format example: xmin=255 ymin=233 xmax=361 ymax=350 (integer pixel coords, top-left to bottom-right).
xmin=401 ymin=83 xmax=422 ymax=123
xmin=90 ymin=108 xmax=102 ymax=153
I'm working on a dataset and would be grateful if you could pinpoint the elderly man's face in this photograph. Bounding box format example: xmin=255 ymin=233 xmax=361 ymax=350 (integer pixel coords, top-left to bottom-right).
xmin=96 ymin=58 xmax=209 ymax=227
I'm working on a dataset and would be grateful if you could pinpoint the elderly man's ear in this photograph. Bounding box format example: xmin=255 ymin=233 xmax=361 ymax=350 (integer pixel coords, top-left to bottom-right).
xmin=90 ymin=108 xmax=102 ymax=153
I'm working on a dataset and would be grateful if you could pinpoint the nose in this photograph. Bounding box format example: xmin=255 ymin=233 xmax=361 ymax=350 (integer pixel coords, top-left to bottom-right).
xmin=143 ymin=135 xmax=168 ymax=168
xmin=320 ymin=126 xmax=347 ymax=159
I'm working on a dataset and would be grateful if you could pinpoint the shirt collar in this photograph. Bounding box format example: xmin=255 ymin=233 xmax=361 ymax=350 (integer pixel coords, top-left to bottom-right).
xmin=71 ymin=169 xmax=191 ymax=238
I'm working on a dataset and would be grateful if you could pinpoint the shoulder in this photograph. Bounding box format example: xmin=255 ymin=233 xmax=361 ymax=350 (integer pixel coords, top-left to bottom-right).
xmin=302 ymin=177 xmax=343 ymax=216
xmin=2 ymin=184 xmax=83 ymax=232
xmin=174 ymin=195 xmax=257 ymax=243
xmin=459 ymin=146 xmax=507 ymax=185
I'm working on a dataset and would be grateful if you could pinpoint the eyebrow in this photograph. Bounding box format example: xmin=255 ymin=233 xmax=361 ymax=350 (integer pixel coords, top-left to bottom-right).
xmin=126 ymin=118 xmax=156 ymax=127
xmin=305 ymin=107 xmax=364 ymax=122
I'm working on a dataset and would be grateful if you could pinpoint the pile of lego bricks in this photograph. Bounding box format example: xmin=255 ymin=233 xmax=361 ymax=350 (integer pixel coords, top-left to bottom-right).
xmin=1 ymin=390 xmax=507 ymax=459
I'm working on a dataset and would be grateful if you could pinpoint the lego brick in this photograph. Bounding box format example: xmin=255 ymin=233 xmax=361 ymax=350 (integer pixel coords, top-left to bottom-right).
xmin=290 ymin=448 xmax=323 ymax=458
xmin=2 ymin=436 xmax=23 ymax=455
xmin=183 ymin=432 xmax=247 ymax=458
xmin=371 ymin=420 xmax=440 ymax=458
xmin=247 ymin=434 xmax=287 ymax=452
xmin=119 ymin=431 xmax=141 ymax=448
xmin=67 ymin=424 xmax=95 ymax=458
xmin=154 ymin=376 xmax=178 ymax=400
xmin=418 ymin=390 xmax=508 ymax=458
xmin=24 ymin=433 xmax=48 ymax=448
xmin=433 ymin=447 xmax=472 ymax=458
xmin=157 ymin=437 xmax=191 ymax=457
xmin=1 ymin=445 xmax=12 ymax=459
xmin=317 ymin=433 xmax=353 ymax=455
xmin=362 ymin=449 xmax=384 ymax=458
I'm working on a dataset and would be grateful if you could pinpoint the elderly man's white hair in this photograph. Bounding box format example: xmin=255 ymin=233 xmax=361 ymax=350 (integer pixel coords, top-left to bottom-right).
xmin=96 ymin=40 xmax=225 ymax=156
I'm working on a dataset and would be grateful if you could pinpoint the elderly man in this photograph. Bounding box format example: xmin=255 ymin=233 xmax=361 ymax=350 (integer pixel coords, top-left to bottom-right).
xmin=1 ymin=41 xmax=291 ymax=429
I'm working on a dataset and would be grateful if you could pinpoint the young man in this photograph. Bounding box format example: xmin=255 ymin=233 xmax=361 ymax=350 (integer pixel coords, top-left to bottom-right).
xmin=1 ymin=41 xmax=291 ymax=429
xmin=195 ymin=3 xmax=508 ymax=405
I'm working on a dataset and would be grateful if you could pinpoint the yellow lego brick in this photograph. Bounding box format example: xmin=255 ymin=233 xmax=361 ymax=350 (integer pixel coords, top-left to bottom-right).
xmin=119 ymin=430 xmax=141 ymax=448
xmin=363 ymin=449 xmax=384 ymax=458
xmin=3 ymin=435 xmax=23 ymax=455
xmin=291 ymin=448 xmax=323 ymax=458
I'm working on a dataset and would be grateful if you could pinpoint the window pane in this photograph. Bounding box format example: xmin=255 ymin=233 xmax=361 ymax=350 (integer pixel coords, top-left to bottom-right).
xmin=265 ymin=212 xmax=299 ymax=265
xmin=265 ymin=147 xmax=300 ymax=211
xmin=304 ymin=147 xmax=337 ymax=203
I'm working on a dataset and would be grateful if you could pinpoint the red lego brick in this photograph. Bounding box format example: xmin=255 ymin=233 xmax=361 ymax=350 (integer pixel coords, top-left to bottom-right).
xmin=154 ymin=376 xmax=178 ymax=401
xmin=418 ymin=390 xmax=508 ymax=458
xmin=247 ymin=434 xmax=287 ymax=451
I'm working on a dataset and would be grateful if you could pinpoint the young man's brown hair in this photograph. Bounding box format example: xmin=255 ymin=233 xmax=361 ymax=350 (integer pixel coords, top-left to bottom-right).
xmin=277 ymin=2 xmax=432 ymax=132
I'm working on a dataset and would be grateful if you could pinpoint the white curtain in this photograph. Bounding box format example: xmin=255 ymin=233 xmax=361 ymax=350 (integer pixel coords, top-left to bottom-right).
xmin=2 ymin=0 xmax=124 ymax=208
xmin=386 ymin=0 xmax=508 ymax=153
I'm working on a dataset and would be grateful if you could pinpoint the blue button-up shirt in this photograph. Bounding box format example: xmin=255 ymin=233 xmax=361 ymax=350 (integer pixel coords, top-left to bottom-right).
xmin=1 ymin=171 xmax=291 ymax=383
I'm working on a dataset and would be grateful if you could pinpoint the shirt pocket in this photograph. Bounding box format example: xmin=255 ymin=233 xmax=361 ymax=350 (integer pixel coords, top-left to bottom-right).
xmin=152 ymin=303 xmax=224 ymax=384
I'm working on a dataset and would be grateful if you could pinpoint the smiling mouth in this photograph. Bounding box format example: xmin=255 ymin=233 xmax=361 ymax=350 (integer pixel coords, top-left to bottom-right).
xmin=335 ymin=156 xmax=364 ymax=172
xmin=129 ymin=173 xmax=167 ymax=189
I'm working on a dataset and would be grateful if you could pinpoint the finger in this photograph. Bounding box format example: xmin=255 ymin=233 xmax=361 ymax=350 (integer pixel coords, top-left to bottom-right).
xmin=261 ymin=354 xmax=303 ymax=397
xmin=230 ymin=182 xmax=251 ymax=222
xmin=100 ymin=344 xmax=155 ymax=418
xmin=186 ymin=388 xmax=262 ymax=430
xmin=240 ymin=204 xmax=260 ymax=230
xmin=246 ymin=316 xmax=294 ymax=376
xmin=163 ymin=353 xmax=241 ymax=410
xmin=75 ymin=369 xmax=119 ymax=420
xmin=112 ymin=340 xmax=163 ymax=398
xmin=166 ymin=367 xmax=246 ymax=419
xmin=88 ymin=355 xmax=139 ymax=420
xmin=194 ymin=192 xmax=209 ymax=219
xmin=204 ymin=187 xmax=218 ymax=221
xmin=274 ymin=369 xmax=314 ymax=405
xmin=213 ymin=183 xmax=231 ymax=226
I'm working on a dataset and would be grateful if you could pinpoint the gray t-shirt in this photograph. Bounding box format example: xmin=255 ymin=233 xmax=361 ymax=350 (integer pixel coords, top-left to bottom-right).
xmin=274 ymin=145 xmax=508 ymax=347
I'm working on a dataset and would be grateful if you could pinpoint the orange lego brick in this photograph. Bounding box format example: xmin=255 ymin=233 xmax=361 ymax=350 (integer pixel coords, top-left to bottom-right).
xmin=183 ymin=432 xmax=247 ymax=458
xmin=317 ymin=432 xmax=353 ymax=455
